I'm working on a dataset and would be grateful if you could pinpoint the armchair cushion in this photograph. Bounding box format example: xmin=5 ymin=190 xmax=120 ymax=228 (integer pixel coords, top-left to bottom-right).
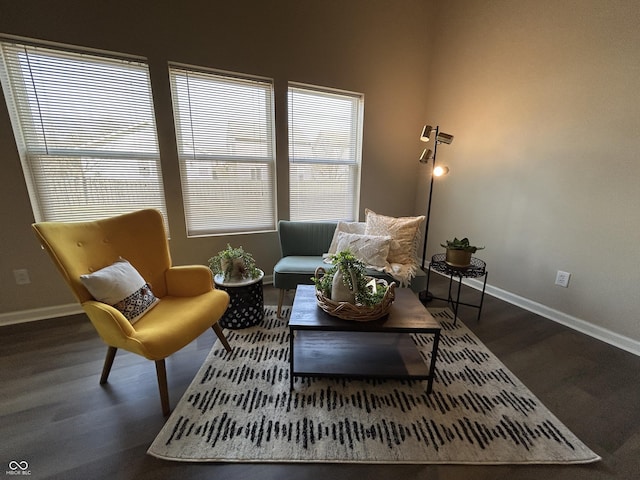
xmin=80 ymin=258 xmax=159 ymax=323
xmin=128 ymin=290 xmax=229 ymax=360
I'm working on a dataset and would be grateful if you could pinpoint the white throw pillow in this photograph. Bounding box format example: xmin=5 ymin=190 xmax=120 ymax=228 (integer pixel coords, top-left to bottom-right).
xmin=327 ymin=221 xmax=366 ymax=255
xmin=335 ymin=232 xmax=392 ymax=269
xmin=80 ymin=258 xmax=159 ymax=324
xmin=364 ymin=209 xmax=425 ymax=265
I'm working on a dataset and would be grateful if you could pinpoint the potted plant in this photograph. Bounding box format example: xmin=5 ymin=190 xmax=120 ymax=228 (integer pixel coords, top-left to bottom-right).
xmin=313 ymin=250 xmax=388 ymax=307
xmin=208 ymin=244 xmax=261 ymax=282
xmin=440 ymin=237 xmax=484 ymax=268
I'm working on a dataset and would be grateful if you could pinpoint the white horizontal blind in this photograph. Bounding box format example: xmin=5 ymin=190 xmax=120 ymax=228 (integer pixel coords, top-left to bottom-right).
xmin=169 ymin=65 xmax=276 ymax=236
xmin=288 ymin=84 xmax=363 ymax=222
xmin=0 ymin=40 xmax=167 ymax=223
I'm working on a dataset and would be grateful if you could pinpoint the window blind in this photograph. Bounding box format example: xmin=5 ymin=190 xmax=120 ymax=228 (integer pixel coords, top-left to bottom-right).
xmin=288 ymin=84 xmax=363 ymax=222
xmin=0 ymin=40 xmax=167 ymax=223
xmin=169 ymin=65 xmax=277 ymax=236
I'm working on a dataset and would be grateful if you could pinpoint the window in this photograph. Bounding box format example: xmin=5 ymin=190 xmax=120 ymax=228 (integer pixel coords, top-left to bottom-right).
xmin=169 ymin=64 xmax=276 ymax=236
xmin=0 ymin=39 xmax=167 ymax=223
xmin=288 ymin=83 xmax=363 ymax=222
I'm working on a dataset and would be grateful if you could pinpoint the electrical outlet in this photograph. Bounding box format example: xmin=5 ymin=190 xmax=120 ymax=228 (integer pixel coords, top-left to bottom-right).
xmin=555 ymin=270 xmax=571 ymax=288
xmin=13 ymin=268 xmax=31 ymax=285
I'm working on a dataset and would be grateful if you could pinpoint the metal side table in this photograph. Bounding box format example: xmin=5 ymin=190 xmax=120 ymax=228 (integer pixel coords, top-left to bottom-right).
xmin=425 ymin=254 xmax=488 ymax=325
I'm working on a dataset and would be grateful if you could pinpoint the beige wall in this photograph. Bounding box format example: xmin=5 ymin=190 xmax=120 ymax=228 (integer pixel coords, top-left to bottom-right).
xmin=417 ymin=0 xmax=640 ymax=343
xmin=0 ymin=0 xmax=433 ymax=314
xmin=2 ymin=0 xmax=638 ymax=351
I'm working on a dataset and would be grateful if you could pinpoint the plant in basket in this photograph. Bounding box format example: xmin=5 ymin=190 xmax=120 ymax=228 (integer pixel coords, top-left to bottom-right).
xmin=313 ymin=250 xmax=390 ymax=308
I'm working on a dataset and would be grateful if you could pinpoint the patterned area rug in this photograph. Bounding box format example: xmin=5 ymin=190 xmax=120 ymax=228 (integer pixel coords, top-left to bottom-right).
xmin=148 ymin=306 xmax=600 ymax=464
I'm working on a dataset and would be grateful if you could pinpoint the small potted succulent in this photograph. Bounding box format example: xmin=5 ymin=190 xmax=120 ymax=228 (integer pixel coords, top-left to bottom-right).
xmin=208 ymin=244 xmax=261 ymax=282
xmin=440 ymin=237 xmax=484 ymax=268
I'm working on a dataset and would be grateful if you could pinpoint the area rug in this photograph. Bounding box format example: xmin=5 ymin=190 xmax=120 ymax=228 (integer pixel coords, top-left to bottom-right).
xmin=148 ymin=306 xmax=600 ymax=464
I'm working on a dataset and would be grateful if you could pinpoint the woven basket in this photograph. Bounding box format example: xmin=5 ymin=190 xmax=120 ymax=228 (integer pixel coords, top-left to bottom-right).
xmin=314 ymin=267 xmax=396 ymax=321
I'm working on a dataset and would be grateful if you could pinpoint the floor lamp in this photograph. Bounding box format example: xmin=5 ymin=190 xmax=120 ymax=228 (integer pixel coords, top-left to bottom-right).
xmin=418 ymin=124 xmax=453 ymax=303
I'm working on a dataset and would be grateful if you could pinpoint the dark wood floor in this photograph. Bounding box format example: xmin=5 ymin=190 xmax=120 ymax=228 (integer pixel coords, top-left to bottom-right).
xmin=2 ymin=275 xmax=639 ymax=480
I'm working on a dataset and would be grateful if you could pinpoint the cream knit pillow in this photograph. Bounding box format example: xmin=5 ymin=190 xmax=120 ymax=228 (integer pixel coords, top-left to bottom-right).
xmin=327 ymin=221 xmax=367 ymax=255
xmin=364 ymin=209 xmax=425 ymax=265
xmin=335 ymin=232 xmax=392 ymax=269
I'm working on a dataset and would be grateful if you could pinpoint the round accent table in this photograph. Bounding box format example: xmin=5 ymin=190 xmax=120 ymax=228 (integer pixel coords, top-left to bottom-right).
xmin=425 ymin=254 xmax=488 ymax=325
xmin=214 ymin=270 xmax=265 ymax=329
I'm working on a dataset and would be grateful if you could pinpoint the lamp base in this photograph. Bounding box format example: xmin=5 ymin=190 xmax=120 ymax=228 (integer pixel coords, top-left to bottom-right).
xmin=419 ymin=290 xmax=434 ymax=304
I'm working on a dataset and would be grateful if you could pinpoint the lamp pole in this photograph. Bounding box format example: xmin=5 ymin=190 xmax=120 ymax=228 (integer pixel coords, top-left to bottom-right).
xmin=419 ymin=126 xmax=439 ymax=303
xmin=420 ymin=125 xmax=439 ymax=271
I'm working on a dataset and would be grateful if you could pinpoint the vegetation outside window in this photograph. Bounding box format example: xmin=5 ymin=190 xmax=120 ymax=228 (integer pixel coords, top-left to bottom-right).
xmin=0 ymin=39 xmax=167 ymax=223
xmin=288 ymin=83 xmax=363 ymax=222
xmin=169 ymin=64 xmax=277 ymax=236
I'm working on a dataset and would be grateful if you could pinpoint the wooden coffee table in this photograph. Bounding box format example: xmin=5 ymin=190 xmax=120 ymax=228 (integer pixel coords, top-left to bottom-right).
xmin=288 ymin=284 xmax=441 ymax=394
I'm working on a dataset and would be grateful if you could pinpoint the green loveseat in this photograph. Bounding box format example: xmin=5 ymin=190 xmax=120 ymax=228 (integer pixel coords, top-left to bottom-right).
xmin=272 ymin=220 xmax=427 ymax=316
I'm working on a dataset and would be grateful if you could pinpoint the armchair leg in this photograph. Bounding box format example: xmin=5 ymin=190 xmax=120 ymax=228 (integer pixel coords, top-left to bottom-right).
xmin=277 ymin=289 xmax=285 ymax=317
xmin=212 ymin=323 xmax=232 ymax=352
xmin=155 ymin=359 xmax=170 ymax=417
xmin=100 ymin=346 xmax=118 ymax=385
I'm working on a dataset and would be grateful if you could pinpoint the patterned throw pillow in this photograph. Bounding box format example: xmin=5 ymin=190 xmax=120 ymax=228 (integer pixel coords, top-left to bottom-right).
xmin=364 ymin=209 xmax=425 ymax=265
xmin=112 ymin=283 xmax=158 ymax=323
xmin=80 ymin=258 xmax=159 ymax=324
xmin=335 ymin=232 xmax=392 ymax=269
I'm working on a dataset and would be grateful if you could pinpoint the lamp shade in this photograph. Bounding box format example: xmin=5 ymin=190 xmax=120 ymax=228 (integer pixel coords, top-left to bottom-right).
xmin=419 ymin=148 xmax=433 ymax=163
xmin=436 ymin=132 xmax=454 ymax=144
xmin=420 ymin=125 xmax=433 ymax=142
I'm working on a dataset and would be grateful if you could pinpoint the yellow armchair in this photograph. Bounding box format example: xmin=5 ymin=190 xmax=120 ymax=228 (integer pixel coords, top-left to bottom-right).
xmin=32 ymin=209 xmax=231 ymax=416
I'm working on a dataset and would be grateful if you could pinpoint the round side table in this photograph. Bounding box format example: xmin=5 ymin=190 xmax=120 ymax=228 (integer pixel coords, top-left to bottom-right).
xmin=214 ymin=270 xmax=265 ymax=329
xmin=425 ymin=254 xmax=488 ymax=325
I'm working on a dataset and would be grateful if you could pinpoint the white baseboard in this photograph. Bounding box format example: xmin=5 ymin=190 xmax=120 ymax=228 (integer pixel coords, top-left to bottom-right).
xmin=0 ymin=303 xmax=83 ymax=327
xmin=459 ymin=276 xmax=640 ymax=357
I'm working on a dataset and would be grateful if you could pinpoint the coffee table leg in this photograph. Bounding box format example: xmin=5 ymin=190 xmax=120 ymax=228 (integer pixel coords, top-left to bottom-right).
xmin=289 ymin=327 xmax=294 ymax=390
xmin=426 ymin=330 xmax=441 ymax=395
